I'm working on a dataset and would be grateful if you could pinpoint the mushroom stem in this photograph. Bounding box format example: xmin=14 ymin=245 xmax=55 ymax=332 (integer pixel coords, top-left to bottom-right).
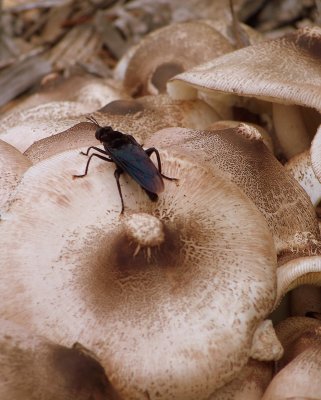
xmin=272 ymin=103 xmax=310 ymax=159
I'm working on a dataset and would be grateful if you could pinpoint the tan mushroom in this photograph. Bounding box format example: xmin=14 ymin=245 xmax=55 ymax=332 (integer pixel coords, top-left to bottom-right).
xmin=0 ymin=318 xmax=119 ymax=400
xmin=1 ymin=74 xmax=129 ymax=118
xmin=114 ymin=20 xmax=233 ymax=97
xmin=209 ymin=359 xmax=273 ymax=400
xmin=262 ymin=316 xmax=321 ymax=399
xmin=0 ymin=146 xmax=279 ymax=399
xmin=0 ymin=139 xmax=31 ymax=210
xmin=0 ymin=77 xmax=131 ymax=152
xmin=23 ymin=95 xmax=220 ymax=163
xmin=144 ymin=124 xmax=321 ymax=261
xmin=168 ymin=27 xmax=321 ymax=159
xmin=285 ymin=149 xmax=321 ymax=207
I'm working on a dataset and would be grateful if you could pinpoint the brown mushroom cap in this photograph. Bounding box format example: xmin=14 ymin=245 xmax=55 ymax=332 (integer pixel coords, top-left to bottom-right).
xmin=0 ymin=147 xmax=277 ymax=399
xmin=262 ymin=317 xmax=321 ymax=399
xmin=115 ymin=20 xmax=233 ymax=97
xmin=0 ymin=139 xmax=31 ymax=209
xmin=168 ymin=27 xmax=321 ymax=111
xmin=145 ymin=125 xmax=321 ymax=262
xmin=23 ymin=95 xmax=220 ymax=163
xmin=0 ymin=319 xmax=119 ymax=400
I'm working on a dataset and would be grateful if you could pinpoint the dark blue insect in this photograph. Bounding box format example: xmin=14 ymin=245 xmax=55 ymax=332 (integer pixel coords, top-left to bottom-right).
xmin=73 ymin=116 xmax=176 ymax=213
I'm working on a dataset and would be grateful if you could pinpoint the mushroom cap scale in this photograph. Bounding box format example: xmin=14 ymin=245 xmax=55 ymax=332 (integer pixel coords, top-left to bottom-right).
xmin=0 ymin=148 xmax=277 ymax=399
xmin=168 ymin=27 xmax=321 ymax=112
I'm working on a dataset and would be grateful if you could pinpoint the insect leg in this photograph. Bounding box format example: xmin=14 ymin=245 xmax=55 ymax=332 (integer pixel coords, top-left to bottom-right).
xmin=80 ymin=146 xmax=108 ymax=156
xmin=114 ymin=168 xmax=125 ymax=213
xmin=145 ymin=147 xmax=178 ymax=181
xmin=73 ymin=153 xmax=113 ymax=178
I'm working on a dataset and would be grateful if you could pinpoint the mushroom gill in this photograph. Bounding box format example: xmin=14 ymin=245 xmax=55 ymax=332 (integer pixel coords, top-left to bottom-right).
xmin=0 ymin=318 xmax=120 ymax=400
xmin=0 ymin=147 xmax=277 ymax=399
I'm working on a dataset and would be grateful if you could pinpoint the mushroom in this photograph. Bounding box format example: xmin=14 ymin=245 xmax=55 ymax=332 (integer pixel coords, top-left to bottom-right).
xmin=167 ymin=27 xmax=321 ymax=159
xmin=209 ymin=359 xmax=273 ymax=400
xmin=0 ymin=77 xmax=131 ymax=152
xmin=0 ymin=139 xmax=31 ymax=210
xmin=1 ymin=74 xmax=129 ymax=118
xmin=0 ymin=146 xmax=279 ymax=399
xmin=0 ymin=318 xmax=119 ymax=400
xmin=23 ymin=95 xmax=220 ymax=163
xmin=144 ymin=124 xmax=321 ymax=262
xmin=262 ymin=316 xmax=321 ymax=399
xmin=285 ymin=149 xmax=321 ymax=207
xmin=114 ymin=20 xmax=233 ymax=97
xmin=310 ymin=123 xmax=321 ymax=183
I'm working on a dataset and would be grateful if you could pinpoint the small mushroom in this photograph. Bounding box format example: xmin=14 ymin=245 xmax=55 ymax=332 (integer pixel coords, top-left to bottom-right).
xmin=114 ymin=20 xmax=233 ymax=97
xmin=168 ymin=27 xmax=321 ymax=159
xmin=0 ymin=318 xmax=120 ymax=400
xmin=1 ymin=74 xmax=129 ymax=118
xmin=0 ymin=147 xmax=278 ymax=399
xmin=23 ymin=95 xmax=220 ymax=163
xmin=262 ymin=316 xmax=321 ymax=399
xmin=0 ymin=139 xmax=31 ymax=210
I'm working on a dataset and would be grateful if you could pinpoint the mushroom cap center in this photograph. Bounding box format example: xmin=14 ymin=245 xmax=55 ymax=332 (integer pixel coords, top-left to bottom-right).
xmin=123 ymin=212 xmax=164 ymax=247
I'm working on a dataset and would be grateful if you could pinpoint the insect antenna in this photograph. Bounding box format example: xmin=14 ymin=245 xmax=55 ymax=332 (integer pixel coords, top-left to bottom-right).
xmin=86 ymin=115 xmax=101 ymax=127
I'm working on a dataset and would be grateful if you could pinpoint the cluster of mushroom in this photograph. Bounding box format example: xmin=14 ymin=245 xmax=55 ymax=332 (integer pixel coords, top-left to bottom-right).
xmin=0 ymin=16 xmax=321 ymax=400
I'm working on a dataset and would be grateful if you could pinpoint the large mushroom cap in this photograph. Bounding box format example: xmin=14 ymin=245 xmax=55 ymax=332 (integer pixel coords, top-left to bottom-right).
xmin=145 ymin=125 xmax=321 ymax=261
xmin=168 ymin=26 xmax=321 ymax=111
xmin=0 ymin=319 xmax=119 ymax=400
xmin=0 ymin=147 xmax=277 ymax=399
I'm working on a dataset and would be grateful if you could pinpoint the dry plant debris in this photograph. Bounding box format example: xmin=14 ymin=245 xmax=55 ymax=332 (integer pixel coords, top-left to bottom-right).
xmin=0 ymin=1 xmax=321 ymax=399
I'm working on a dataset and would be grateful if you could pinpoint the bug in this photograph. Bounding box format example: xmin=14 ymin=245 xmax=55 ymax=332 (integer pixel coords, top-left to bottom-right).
xmin=73 ymin=116 xmax=177 ymax=213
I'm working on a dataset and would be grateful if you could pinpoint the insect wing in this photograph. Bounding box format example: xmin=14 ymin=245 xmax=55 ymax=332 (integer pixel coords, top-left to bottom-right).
xmin=108 ymin=143 xmax=164 ymax=194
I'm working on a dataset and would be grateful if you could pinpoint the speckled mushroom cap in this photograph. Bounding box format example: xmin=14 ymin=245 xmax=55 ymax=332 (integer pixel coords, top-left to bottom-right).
xmin=144 ymin=125 xmax=321 ymax=262
xmin=114 ymin=20 xmax=233 ymax=96
xmin=0 ymin=319 xmax=119 ymax=400
xmin=0 ymin=147 xmax=277 ymax=399
xmin=167 ymin=26 xmax=321 ymax=111
xmin=262 ymin=317 xmax=321 ymax=399
xmin=0 ymin=139 xmax=31 ymax=210
xmin=23 ymin=95 xmax=219 ymax=163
